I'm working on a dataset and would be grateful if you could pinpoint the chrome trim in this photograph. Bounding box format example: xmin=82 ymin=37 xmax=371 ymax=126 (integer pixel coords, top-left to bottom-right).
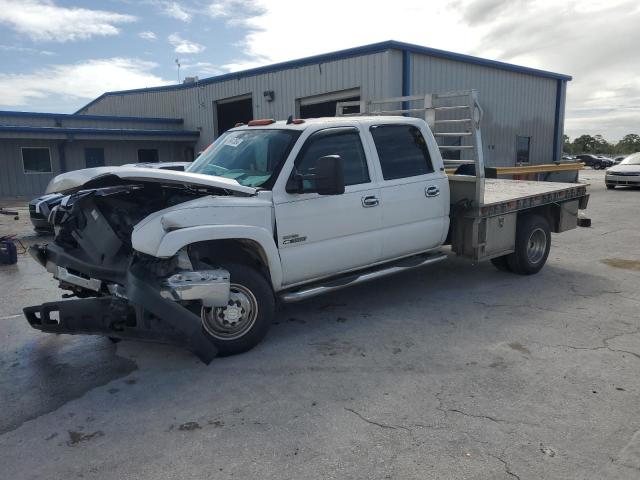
xmin=280 ymin=252 xmax=448 ymax=303
xmin=56 ymin=266 xmax=102 ymax=291
xmin=160 ymin=269 xmax=230 ymax=307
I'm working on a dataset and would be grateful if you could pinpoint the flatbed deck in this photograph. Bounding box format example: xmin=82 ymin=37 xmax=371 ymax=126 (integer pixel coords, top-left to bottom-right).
xmin=476 ymin=179 xmax=588 ymax=217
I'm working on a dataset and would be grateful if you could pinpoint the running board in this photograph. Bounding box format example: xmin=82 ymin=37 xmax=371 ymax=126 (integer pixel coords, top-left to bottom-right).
xmin=279 ymin=252 xmax=448 ymax=303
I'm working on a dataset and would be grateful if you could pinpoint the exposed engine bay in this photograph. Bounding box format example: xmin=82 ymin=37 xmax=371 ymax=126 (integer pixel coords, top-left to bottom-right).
xmin=24 ymin=179 xmax=241 ymax=363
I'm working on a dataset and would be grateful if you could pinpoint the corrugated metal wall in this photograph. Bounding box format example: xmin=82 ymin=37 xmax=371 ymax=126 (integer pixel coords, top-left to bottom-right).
xmin=0 ymin=139 xmax=59 ymax=197
xmin=410 ymin=54 xmax=559 ymax=167
xmin=81 ymin=51 xmax=402 ymax=151
xmin=0 ymin=139 xmax=192 ymax=197
xmin=79 ymin=47 xmax=562 ymax=167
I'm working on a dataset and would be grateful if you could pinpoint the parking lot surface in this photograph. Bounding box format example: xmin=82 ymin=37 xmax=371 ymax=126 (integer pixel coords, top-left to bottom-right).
xmin=1 ymin=170 xmax=639 ymax=479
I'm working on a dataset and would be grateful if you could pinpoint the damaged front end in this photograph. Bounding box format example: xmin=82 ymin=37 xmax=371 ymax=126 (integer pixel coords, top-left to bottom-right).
xmin=23 ymin=181 xmax=234 ymax=363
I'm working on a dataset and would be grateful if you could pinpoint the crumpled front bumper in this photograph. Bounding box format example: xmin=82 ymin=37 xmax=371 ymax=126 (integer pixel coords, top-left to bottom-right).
xmin=23 ymin=244 xmax=219 ymax=363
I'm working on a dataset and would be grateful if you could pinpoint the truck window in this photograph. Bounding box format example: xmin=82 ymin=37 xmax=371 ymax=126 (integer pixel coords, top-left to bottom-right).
xmin=294 ymin=128 xmax=370 ymax=187
xmin=370 ymin=125 xmax=434 ymax=180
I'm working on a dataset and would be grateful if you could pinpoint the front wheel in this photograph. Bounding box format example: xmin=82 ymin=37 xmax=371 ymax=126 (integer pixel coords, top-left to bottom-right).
xmin=506 ymin=214 xmax=551 ymax=275
xmin=593 ymin=162 xmax=602 ymax=170
xmin=199 ymin=263 xmax=274 ymax=356
xmin=606 ymin=184 xmax=615 ymax=190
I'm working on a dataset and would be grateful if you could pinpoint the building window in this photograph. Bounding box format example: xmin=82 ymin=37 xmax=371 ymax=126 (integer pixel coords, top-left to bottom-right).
xmin=516 ymin=136 xmax=531 ymax=164
xmin=370 ymin=124 xmax=434 ymax=180
xmin=138 ymin=149 xmax=159 ymax=163
xmin=22 ymin=147 xmax=52 ymax=174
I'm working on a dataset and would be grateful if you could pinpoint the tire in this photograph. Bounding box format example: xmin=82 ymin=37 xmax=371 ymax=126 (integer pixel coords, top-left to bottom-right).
xmin=506 ymin=214 xmax=551 ymax=275
xmin=199 ymin=263 xmax=274 ymax=356
xmin=593 ymin=162 xmax=602 ymax=170
xmin=490 ymin=255 xmax=511 ymax=272
xmin=606 ymin=184 xmax=615 ymax=190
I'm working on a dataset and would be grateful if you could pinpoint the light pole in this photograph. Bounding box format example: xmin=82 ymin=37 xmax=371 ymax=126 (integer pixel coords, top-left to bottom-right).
xmin=175 ymin=58 xmax=181 ymax=84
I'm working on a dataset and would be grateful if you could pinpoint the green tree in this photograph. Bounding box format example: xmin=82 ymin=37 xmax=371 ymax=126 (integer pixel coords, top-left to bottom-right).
xmin=572 ymin=134 xmax=599 ymax=153
xmin=562 ymin=134 xmax=573 ymax=154
xmin=615 ymin=134 xmax=640 ymax=154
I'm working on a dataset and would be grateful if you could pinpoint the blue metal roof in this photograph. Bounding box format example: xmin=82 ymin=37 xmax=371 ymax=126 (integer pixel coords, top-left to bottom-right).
xmin=76 ymin=40 xmax=572 ymax=113
xmin=0 ymin=125 xmax=199 ymax=137
xmin=0 ymin=110 xmax=183 ymax=124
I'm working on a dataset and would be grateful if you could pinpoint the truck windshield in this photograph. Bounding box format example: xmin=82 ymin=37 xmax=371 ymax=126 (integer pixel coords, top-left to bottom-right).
xmin=187 ymin=129 xmax=301 ymax=187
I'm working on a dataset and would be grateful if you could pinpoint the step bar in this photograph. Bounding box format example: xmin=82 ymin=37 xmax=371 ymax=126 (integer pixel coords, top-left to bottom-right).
xmin=279 ymin=252 xmax=448 ymax=303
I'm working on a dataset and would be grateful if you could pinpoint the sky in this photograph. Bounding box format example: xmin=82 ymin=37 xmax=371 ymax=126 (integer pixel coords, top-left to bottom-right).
xmin=0 ymin=0 xmax=638 ymax=142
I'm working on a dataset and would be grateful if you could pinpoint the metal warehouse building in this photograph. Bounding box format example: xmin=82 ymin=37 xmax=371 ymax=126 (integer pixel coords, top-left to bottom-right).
xmin=1 ymin=40 xmax=570 ymax=197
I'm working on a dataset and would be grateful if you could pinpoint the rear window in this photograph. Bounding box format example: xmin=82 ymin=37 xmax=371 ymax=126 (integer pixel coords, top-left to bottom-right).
xmin=370 ymin=125 xmax=434 ymax=180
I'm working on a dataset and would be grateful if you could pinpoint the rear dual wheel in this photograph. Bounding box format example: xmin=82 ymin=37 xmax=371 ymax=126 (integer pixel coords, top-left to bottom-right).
xmin=491 ymin=214 xmax=551 ymax=275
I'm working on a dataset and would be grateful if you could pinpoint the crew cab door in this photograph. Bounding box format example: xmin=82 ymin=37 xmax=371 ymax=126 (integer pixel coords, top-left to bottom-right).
xmin=273 ymin=126 xmax=382 ymax=286
xmin=367 ymin=123 xmax=449 ymax=259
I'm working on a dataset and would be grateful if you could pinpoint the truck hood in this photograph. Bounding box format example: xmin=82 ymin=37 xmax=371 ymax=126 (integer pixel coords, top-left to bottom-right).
xmin=45 ymin=166 xmax=257 ymax=196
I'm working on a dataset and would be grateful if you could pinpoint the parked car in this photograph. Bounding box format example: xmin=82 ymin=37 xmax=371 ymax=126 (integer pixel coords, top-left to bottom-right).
xmin=29 ymin=162 xmax=192 ymax=233
xmin=575 ymin=154 xmax=615 ymax=170
xmin=605 ymin=152 xmax=640 ymax=189
xmin=612 ymin=155 xmax=627 ymax=165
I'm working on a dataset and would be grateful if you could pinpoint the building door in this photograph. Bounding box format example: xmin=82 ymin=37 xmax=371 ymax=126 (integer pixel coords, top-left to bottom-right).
xmin=215 ymin=95 xmax=253 ymax=136
xmin=298 ymin=89 xmax=361 ymax=118
xmin=84 ymin=148 xmax=105 ymax=168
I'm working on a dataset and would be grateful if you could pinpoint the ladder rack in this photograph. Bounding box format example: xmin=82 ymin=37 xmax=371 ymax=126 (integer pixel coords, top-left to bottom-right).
xmin=337 ymin=90 xmax=486 ymax=207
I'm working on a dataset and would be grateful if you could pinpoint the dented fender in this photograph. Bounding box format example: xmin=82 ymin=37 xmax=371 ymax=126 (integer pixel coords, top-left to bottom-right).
xmin=137 ymin=225 xmax=283 ymax=291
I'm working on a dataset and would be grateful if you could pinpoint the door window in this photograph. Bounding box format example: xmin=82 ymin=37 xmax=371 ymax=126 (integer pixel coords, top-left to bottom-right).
xmin=370 ymin=125 xmax=434 ymax=180
xmin=293 ymin=128 xmax=369 ymax=189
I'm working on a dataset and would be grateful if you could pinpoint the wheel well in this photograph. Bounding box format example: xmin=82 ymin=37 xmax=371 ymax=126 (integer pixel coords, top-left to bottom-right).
xmin=518 ymin=204 xmax=563 ymax=233
xmin=187 ymin=239 xmax=270 ymax=278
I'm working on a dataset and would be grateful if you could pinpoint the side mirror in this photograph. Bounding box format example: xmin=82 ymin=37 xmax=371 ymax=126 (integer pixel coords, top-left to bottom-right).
xmin=315 ymin=155 xmax=345 ymax=195
xmin=286 ymin=155 xmax=345 ymax=195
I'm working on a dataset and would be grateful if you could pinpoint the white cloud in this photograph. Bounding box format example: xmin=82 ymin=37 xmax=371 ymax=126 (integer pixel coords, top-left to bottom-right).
xmin=182 ymin=61 xmax=223 ymax=76
xmin=168 ymin=33 xmax=205 ymax=54
xmin=162 ymin=1 xmax=192 ymax=22
xmin=139 ymin=31 xmax=157 ymax=41
xmin=0 ymin=0 xmax=136 ymax=42
xmin=217 ymin=0 xmax=640 ymax=142
xmin=0 ymin=44 xmax=55 ymax=55
xmin=0 ymin=58 xmax=169 ymax=107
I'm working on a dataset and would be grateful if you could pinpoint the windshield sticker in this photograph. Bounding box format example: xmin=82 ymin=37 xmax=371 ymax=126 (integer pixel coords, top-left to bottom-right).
xmin=224 ymin=137 xmax=244 ymax=148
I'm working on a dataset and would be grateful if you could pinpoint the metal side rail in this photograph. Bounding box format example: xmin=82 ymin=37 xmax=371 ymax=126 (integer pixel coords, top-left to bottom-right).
xmin=280 ymin=251 xmax=448 ymax=303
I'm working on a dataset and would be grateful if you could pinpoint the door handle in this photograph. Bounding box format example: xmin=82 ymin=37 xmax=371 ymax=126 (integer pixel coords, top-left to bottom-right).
xmin=362 ymin=195 xmax=379 ymax=208
xmin=425 ymin=186 xmax=440 ymax=198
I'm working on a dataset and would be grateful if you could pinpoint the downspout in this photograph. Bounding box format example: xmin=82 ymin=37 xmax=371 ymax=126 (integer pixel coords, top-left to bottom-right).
xmin=552 ymin=79 xmax=563 ymax=162
xmin=58 ymin=142 xmax=67 ymax=173
xmin=402 ymin=49 xmax=411 ymax=112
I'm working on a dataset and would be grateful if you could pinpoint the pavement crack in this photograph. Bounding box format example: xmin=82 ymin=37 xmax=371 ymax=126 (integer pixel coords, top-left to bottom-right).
xmin=344 ymin=407 xmax=410 ymax=432
xmin=489 ymin=451 xmax=521 ymax=480
xmin=539 ymin=326 xmax=640 ymax=361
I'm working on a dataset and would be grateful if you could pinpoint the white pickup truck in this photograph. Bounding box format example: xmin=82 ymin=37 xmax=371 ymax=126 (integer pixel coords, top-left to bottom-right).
xmin=24 ymin=91 xmax=589 ymax=362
